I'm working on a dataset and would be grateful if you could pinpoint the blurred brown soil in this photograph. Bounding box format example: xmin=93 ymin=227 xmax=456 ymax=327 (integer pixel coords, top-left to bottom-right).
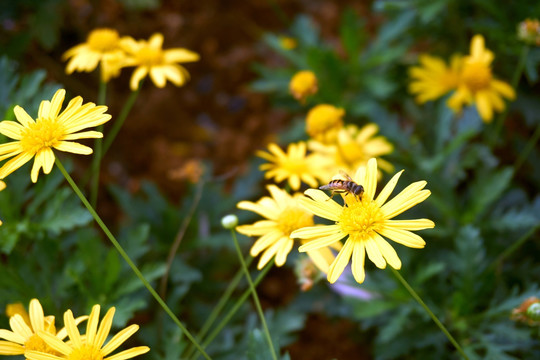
xmin=25 ymin=1 xmax=372 ymax=358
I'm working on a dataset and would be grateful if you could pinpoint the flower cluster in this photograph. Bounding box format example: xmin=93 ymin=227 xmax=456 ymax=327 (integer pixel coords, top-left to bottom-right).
xmin=517 ymin=18 xmax=540 ymax=46
xmin=63 ymin=28 xmax=199 ymax=90
xmin=409 ymin=34 xmax=515 ymax=122
xmin=0 ymin=299 xmax=149 ymax=359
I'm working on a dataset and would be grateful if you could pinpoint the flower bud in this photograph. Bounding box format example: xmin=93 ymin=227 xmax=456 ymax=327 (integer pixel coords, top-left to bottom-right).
xmin=221 ymin=214 xmax=238 ymax=229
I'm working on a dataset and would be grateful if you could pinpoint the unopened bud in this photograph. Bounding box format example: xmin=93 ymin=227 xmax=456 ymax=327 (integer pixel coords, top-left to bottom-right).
xmin=527 ymin=302 xmax=540 ymax=321
xmin=221 ymin=214 xmax=238 ymax=229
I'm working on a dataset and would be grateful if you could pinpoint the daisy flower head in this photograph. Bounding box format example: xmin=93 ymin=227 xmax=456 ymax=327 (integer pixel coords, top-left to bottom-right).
xmin=237 ymin=185 xmax=339 ymax=273
xmin=291 ymin=158 xmax=434 ymax=284
xmin=0 ymin=298 xmax=86 ymax=357
xmin=309 ymin=123 xmax=394 ymax=179
xmin=518 ymin=19 xmax=540 ymax=46
xmin=289 ymin=70 xmax=318 ymax=103
xmin=305 ymin=104 xmax=345 ymax=144
xmin=0 ymin=89 xmax=111 ymax=183
xmin=257 ymin=141 xmax=325 ymax=191
xmin=409 ymin=54 xmax=462 ymax=104
xmin=25 ymin=304 xmax=149 ymax=360
xmin=121 ymin=33 xmax=199 ymax=91
xmin=448 ymin=34 xmax=515 ymax=122
xmin=62 ymin=28 xmax=128 ymax=82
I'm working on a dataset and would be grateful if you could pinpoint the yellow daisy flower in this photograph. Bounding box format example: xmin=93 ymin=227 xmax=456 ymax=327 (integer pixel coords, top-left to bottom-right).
xmin=62 ymin=28 xmax=128 ymax=82
xmin=448 ymin=34 xmax=515 ymax=122
xmin=0 ymin=89 xmax=111 ymax=183
xmin=25 ymin=304 xmax=149 ymax=360
xmin=289 ymin=70 xmax=318 ymax=103
xmin=309 ymin=123 xmax=393 ymax=179
xmin=305 ymin=104 xmax=345 ymax=144
xmin=257 ymin=142 xmax=325 ymax=191
xmin=5 ymin=302 xmax=30 ymax=326
xmin=237 ymin=185 xmax=340 ymax=273
xmin=291 ymin=158 xmax=434 ymax=284
xmin=408 ymin=54 xmax=462 ymax=104
xmin=0 ymin=298 xmax=86 ymax=357
xmin=121 ymin=33 xmax=199 ymax=91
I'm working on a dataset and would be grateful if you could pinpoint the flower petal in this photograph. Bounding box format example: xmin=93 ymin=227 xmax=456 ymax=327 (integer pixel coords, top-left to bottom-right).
xmin=291 ymin=224 xmax=341 ymax=239
xmin=375 ymin=170 xmax=403 ymax=207
xmin=102 ymin=324 xmax=140 ymax=356
xmin=29 ymin=299 xmax=44 ymax=333
xmin=104 ymin=346 xmax=150 ymax=360
xmin=351 ymin=241 xmax=366 ymax=283
xmin=378 ymin=226 xmax=426 ymax=248
xmin=0 ymin=340 xmax=24 ymax=355
xmin=373 ymin=233 xmax=401 ymax=269
xmin=298 ymin=230 xmax=346 ymax=252
xmin=53 ymin=141 xmax=93 ymax=155
xmin=327 ymin=239 xmax=354 ymax=283
xmin=365 ymin=237 xmax=386 ymax=269
xmin=362 ymin=158 xmax=378 ymax=200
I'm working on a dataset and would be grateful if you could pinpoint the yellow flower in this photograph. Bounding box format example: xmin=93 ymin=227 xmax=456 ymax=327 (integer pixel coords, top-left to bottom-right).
xmin=448 ymin=34 xmax=515 ymax=122
xmin=121 ymin=33 xmax=199 ymax=91
xmin=257 ymin=142 xmax=325 ymax=191
xmin=309 ymin=123 xmax=394 ymax=179
xmin=0 ymin=299 xmax=86 ymax=357
xmin=279 ymin=37 xmax=297 ymax=50
xmin=25 ymin=304 xmax=149 ymax=360
xmin=62 ymin=28 xmax=128 ymax=82
xmin=289 ymin=71 xmax=318 ymax=103
xmin=305 ymin=104 xmax=345 ymax=144
xmin=237 ymin=185 xmax=340 ymax=272
xmin=291 ymin=158 xmax=434 ymax=284
xmin=0 ymin=89 xmax=111 ymax=183
xmin=409 ymin=54 xmax=462 ymax=103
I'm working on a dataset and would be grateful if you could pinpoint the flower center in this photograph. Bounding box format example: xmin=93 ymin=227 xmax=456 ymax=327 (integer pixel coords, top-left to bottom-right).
xmin=278 ymin=206 xmax=314 ymax=237
xmin=136 ymin=46 xmax=163 ymax=66
xmin=338 ymin=198 xmax=383 ymax=242
xmin=25 ymin=333 xmax=56 ymax=354
xmin=338 ymin=142 xmax=364 ymax=166
xmin=68 ymin=344 xmax=103 ymax=360
xmin=461 ymin=61 xmax=492 ymax=91
xmin=87 ymin=29 xmax=120 ymax=52
xmin=20 ymin=118 xmax=64 ymax=154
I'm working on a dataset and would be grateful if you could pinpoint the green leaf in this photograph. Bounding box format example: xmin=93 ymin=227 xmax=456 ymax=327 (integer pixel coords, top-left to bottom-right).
xmin=339 ymin=9 xmax=366 ymax=59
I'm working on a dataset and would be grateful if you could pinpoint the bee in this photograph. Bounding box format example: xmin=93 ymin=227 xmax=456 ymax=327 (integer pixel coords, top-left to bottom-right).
xmin=319 ymin=171 xmax=364 ymax=199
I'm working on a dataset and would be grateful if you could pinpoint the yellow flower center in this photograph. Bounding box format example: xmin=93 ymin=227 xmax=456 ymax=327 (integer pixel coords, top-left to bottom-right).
xmin=338 ymin=198 xmax=383 ymax=242
xmin=306 ymin=105 xmax=344 ymax=143
xmin=20 ymin=118 xmax=64 ymax=155
xmin=68 ymin=344 xmax=103 ymax=360
xmin=87 ymin=29 xmax=120 ymax=52
xmin=136 ymin=46 xmax=164 ymax=66
xmin=461 ymin=61 xmax=492 ymax=91
xmin=25 ymin=333 xmax=56 ymax=354
xmin=278 ymin=206 xmax=314 ymax=237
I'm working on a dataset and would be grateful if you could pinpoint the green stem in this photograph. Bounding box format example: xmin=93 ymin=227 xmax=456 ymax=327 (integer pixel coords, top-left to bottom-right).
xmin=514 ymin=120 xmax=540 ymax=173
xmin=390 ymin=268 xmax=469 ymax=360
xmin=90 ymin=81 xmax=107 ymax=207
xmin=490 ymin=45 xmax=529 ymax=147
xmin=102 ymin=83 xmax=142 ymax=156
xmin=489 ymin=225 xmax=538 ymax=271
xmin=231 ymin=230 xmax=277 ymax=360
xmin=184 ymin=256 xmax=254 ymax=359
xmin=55 ymin=158 xmax=211 ymax=360
xmin=191 ymin=261 xmax=273 ymax=360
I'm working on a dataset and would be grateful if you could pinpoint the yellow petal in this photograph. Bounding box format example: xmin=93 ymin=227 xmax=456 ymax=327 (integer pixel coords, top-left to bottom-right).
xmin=328 ymin=240 xmax=354 ymax=283
xmin=13 ymin=106 xmax=36 ymax=127
xmin=53 ymin=141 xmax=93 ymax=155
xmin=373 ymin=233 xmax=401 ymax=269
xmin=298 ymin=231 xmax=346 ymax=252
xmin=29 ymin=299 xmax=44 ymax=333
xmin=164 ymin=48 xmax=200 ymax=63
xmin=103 ymin=346 xmax=150 ymax=360
xmin=291 ymin=224 xmax=341 ymax=239
xmin=0 ymin=340 xmax=24 ymax=355
xmin=351 ymin=241 xmax=366 ymax=283
xmin=365 ymin=237 xmax=386 ymax=269
xmin=375 ymin=170 xmax=403 ymax=207
xmin=101 ymin=324 xmax=140 ymax=356
xmin=378 ymin=227 xmax=426 ymax=248
xmin=0 ymin=121 xmax=24 ymax=140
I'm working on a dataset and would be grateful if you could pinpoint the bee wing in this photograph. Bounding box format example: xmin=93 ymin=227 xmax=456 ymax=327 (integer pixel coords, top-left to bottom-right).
xmin=338 ymin=169 xmax=353 ymax=182
xmin=319 ymin=184 xmax=332 ymax=190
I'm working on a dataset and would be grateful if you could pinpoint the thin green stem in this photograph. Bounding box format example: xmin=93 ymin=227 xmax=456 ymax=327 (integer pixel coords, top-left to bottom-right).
xmin=514 ymin=120 xmax=540 ymax=173
xmin=55 ymin=158 xmax=211 ymax=360
xmin=102 ymin=84 xmax=142 ymax=156
xmin=90 ymin=81 xmax=107 ymax=207
xmin=490 ymin=45 xmax=529 ymax=147
xmin=489 ymin=225 xmax=538 ymax=271
xmin=390 ymin=268 xmax=469 ymax=360
xmin=184 ymin=256 xmax=254 ymax=359
xmin=190 ymin=262 xmax=272 ymax=360
xmin=231 ymin=230 xmax=277 ymax=360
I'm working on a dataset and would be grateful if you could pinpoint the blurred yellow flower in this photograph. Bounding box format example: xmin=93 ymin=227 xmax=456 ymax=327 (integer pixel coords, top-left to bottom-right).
xmin=25 ymin=304 xmax=149 ymax=360
xmin=121 ymin=33 xmax=199 ymax=90
xmin=0 ymin=180 xmax=4 ymax=226
xmin=0 ymin=89 xmax=111 ymax=182
xmin=289 ymin=70 xmax=318 ymax=103
xmin=291 ymin=158 xmax=434 ymax=284
xmin=237 ymin=185 xmax=340 ymax=272
xmin=5 ymin=302 xmax=30 ymax=326
xmin=257 ymin=142 xmax=324 ymax=191
xmin=409 ymin=54 xmax=462 ymax=104
xmin=448 ymin=34 xmax=515 ymax=122
xmin=279 ymin=36 xmax=297 ymax=50
xmin=62 ymin=28 xmax=128 ymax=82
xmin=0 ymin=299 xmax=86 ymax=357
xmin=309 ymin=123 xmax=393 ymax=179
xmin=305 ymin=104 xmax=345 ymax=144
